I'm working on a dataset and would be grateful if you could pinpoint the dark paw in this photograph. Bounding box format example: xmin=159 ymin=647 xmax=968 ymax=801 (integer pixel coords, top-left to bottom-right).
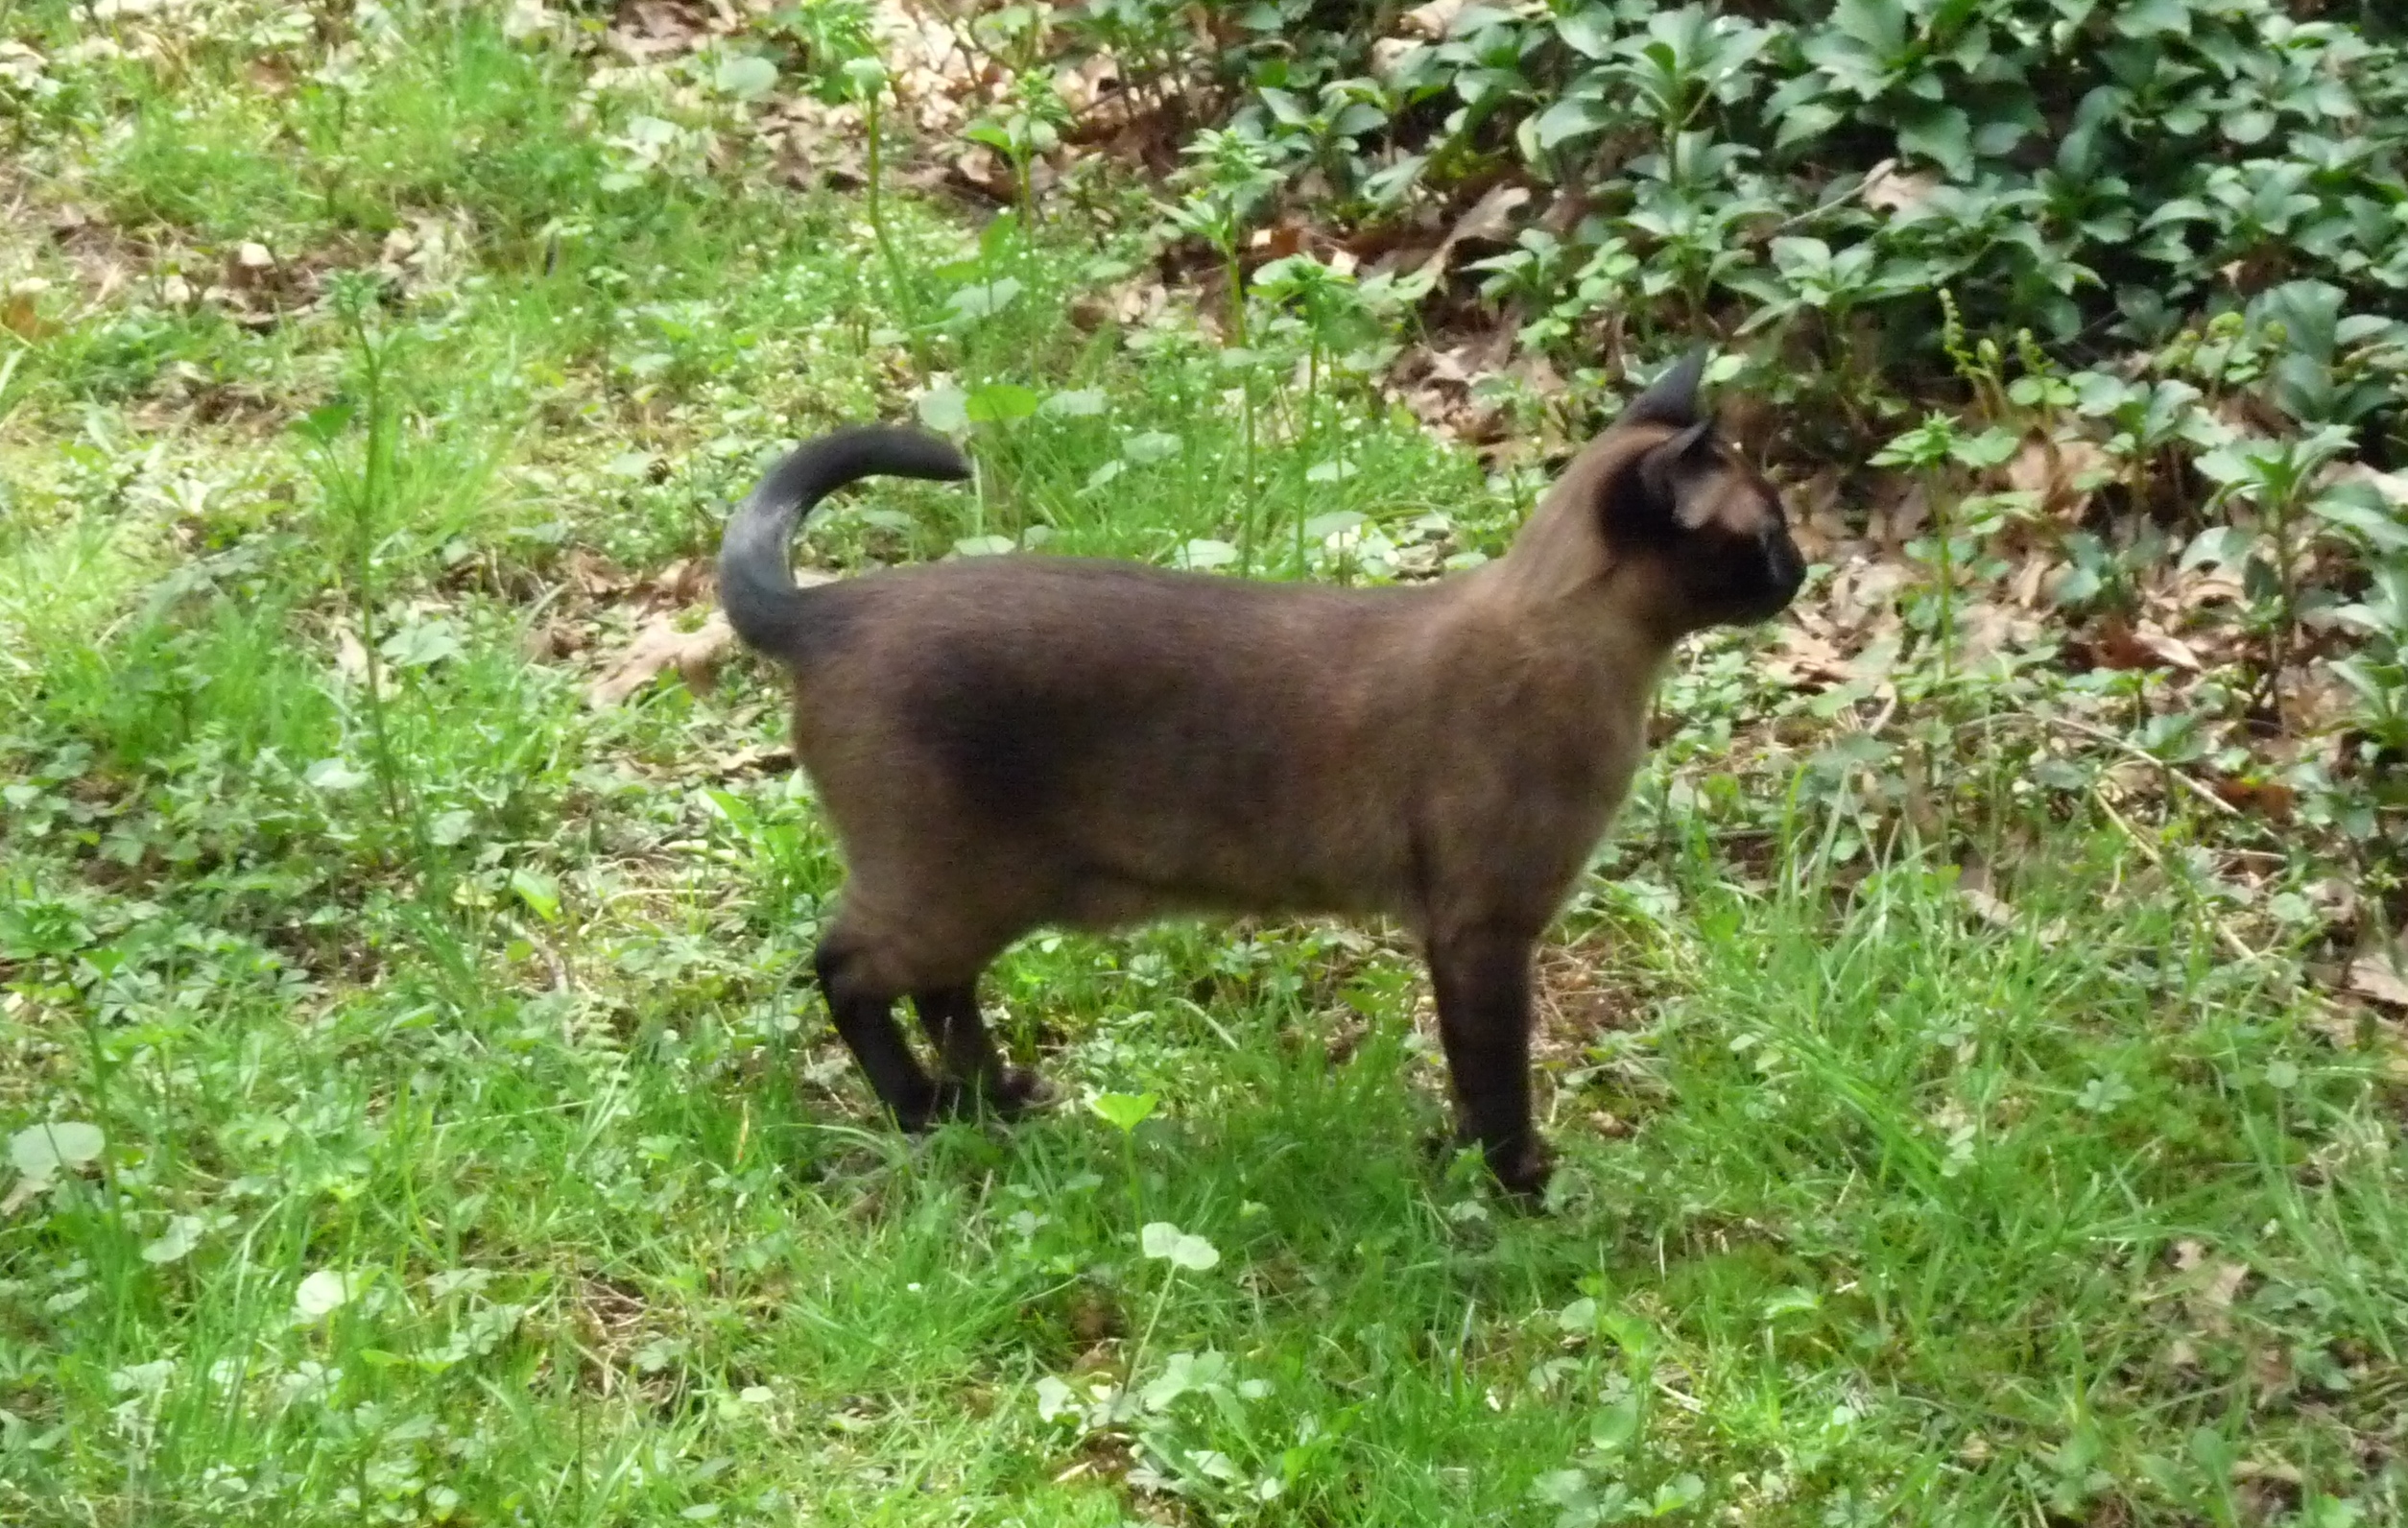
xmin=989 ymin=1066 xmax=1058 ymax=1116
xmin=905 ymin=1070 xmax=1053 ymax=1129
xmin=893 ymin=1084 xmax=954 ymax=1134
xmin=1420 ymin=1130 xmax=1554 ymax=1204
xmin=1488 ymin=1136 xmax=1554 ymax=1203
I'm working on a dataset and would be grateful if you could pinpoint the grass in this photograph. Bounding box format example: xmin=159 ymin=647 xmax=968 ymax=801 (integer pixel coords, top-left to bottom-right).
xmin=3 ymin=5 xmax=2404 ymax=1525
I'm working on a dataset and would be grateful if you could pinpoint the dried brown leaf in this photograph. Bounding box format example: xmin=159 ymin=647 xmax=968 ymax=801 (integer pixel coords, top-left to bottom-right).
xmin=0 ymin=290 xmax=54 ymax=341
xmin=1827 ymin=560 xmax=1909 ymax=633
xmin=1399 ymin=0 xmax=1467 ymax=39
xmin=332 ymin=625 xmax=371 ymax=683
xmin=1443 ymin=181 xmax=1528 ymax=247
xmin=2172 ymin=570 xmax=2245 ymax=612
xmin=1766 ymin=628 xmax=1855 ymax=690
xmin=2326 ymin=461 xmax=2408 ymax=510
xmin=1860 ymin=159 xmax=1941 ymax=216
xmin=1956 ymin=857 xmax=2016 ymax=931
xmin=1370 ymin=36 xmax=1420 ymax=81
xmin=563 ymin=549 xmax=630 ymax=600
xmin=1423 ymin=323 xmax=1514 ymax=386
xmin=1959 ymin=601 xmax=2039 ymax=662
xmin=586 ymin=613 xmax=736 ymax=707
xmin=2009 ymin=554 xmax=2052 ymax=609
xmin=2134 ymin=627 xmax=2205 ymax=673
xmin=2202 ymin=1260 xmax=2249 ymax=1310
xmin=1415 ymin=182 xmax=1529 ymax=282
xmin=521 ymin=618 xmax=588 ymax=662
xmin=2210 ymin=777 xmax=2297 ymax=823
xmin=651 ymin=558 xmax=710 ymax=605
xmin=1507 ymin=349 xmax=1564 ymax=399
xmin=2001 ymin=436 xmax=2111 ymax=518
xmin=685 ymin=742 xmax=794 ymax=780
xmin=2348 ymin=955 xmax=2408 ymax=1012
xmin=1054 ymin=50 xmax=1125 ymax=116
xmin=2090 ymin=616 xmax=2201 ymax=674
xmin=1249 ymin=221 xmax=1306 ymax=260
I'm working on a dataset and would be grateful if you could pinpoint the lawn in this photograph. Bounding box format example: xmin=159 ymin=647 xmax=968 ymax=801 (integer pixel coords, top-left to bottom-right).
xmin=2 ymin=4 xmax=2403 ymax=1525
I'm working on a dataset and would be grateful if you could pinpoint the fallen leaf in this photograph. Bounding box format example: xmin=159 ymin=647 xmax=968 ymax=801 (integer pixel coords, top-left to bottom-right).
xmin=2306 ymin=877 xmax=2359 ymax=933
xmin=2326 ymin=462 xmax=2408 ymax=510
xmin=1766 ymin=627 xmax=1855 ymax=689
xmin=1054 ymin=49 xmax=1126 ymax=116
xmin=1959 ymin=601 xmax=2040 ymax=662
xmin=2009 ymin=554 xmax=2052 ymax=609
xmin=562 ymin=548 xmax=630 ymax=598
xmin=503 ymin=0 xmax=560 ymax=40
xmin=587 ymin=613 xmax=737 ymax=706
xmin=1827 ymin=560 xmax=1910 ymax=633
xmin=1860 ymin=158 xmax=1941 ymax=216
xmin=1068 ymin=279 xmax=1166 ymax=331
xmin=1867 ymin=482 xmax=1930 ymax=550
xmin=2134 ymin=628 xmax=2204 ymax=672
xmin=330 ymin=624 xmax=386 ymax=697
xmin=2348 ymin=955 xmax=2408 ymax=1011
xmin=1787 ymin=469 xmax=1850 ymax=561
xmin=0 ymin=291 xmax=54 ymax=341
xmin=1370 ymin=36 xmax=1420 ymax=80
xmin=2171 ymin=569 xmax=2246 ymax=612
xmin=2202 ymin=1260 xmax=2250 ymax=1310
xmin=1249 ymin=221 xmax=1306 ymax=260
xmin=1399 ymin=0 xmax=1466 ymax=38
xmin=651 ymin=558 xmax=710 ymax=605
xmin=521 ymin=618 xmax=589 ymax=661
xmin=2002 ymin=435 xmax=2111 ymax=518
xmin=2090 ymin=616 xmax=2202 ymax=674
xmin=1958 ymin=873 xmax=2015 ymax=931
xmin=2278 ymin=667 xmax=2360 ymax=740
xmin=1415 ymin=182 xmax=1530 ymax=282
xmin=1508 ymin=348 xmax=1564 ymax=399
xmin=690 ymin=742 xmax=794 ymax=779
xmin=1423 ymin=323 xmax=1515 ymax=386
xmin=2211 ymin=777 xmax=2296 ymax=823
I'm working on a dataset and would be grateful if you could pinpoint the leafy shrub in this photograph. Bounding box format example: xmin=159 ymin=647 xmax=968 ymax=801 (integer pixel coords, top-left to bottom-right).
xmin=1143 ymin=1 xmax=2404 ymax=411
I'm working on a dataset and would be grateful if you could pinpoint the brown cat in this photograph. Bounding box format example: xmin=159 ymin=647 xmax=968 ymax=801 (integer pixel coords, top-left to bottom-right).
xmin=717 ymin=349 xmax=1802 ymax=1195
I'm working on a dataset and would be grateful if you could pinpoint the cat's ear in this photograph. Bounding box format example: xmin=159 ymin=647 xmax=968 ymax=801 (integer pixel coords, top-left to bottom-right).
xmin=1637 ymin=420 xmax=1718 ymax=522
xmin=1614 ymin=347 xmax=1709 ymax=431
xmin=1598 ymin=418 xmax=1721 ymax=545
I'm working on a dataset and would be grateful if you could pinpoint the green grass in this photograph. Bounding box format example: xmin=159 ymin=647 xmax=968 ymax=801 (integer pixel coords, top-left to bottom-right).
xmin=3 ymin=6 xmax=2404 ymax=1525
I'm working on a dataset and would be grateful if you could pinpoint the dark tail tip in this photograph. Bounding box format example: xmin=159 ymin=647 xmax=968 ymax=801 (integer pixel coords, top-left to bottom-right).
xmin=717 ymin=425 xmax=972 ymax=658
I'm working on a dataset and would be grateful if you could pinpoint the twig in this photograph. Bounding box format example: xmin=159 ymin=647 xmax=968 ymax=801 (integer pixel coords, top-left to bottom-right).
xmin=0 ymin=344 xmax=25 ymax=430
xmin=2088 ymin=785 xmax=2260 ymax=966
xmin=1765 ymin=163 xmax=1885 ymax=237
xmin=1954 ymin=709 xmax=2241 ymax=820
xmin=1861 ymin=688 xmax=1900 ymax=739
xmin=2043 ymin=712 xmax=2242 ymax=820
